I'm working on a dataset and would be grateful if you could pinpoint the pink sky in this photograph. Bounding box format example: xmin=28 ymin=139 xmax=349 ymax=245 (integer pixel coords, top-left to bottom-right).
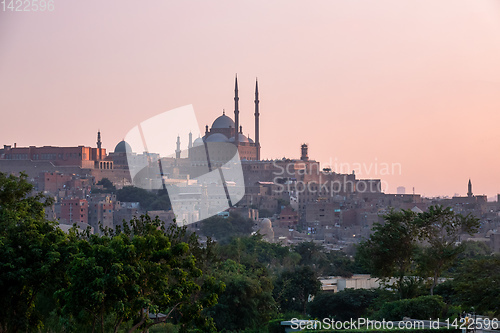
xmin=1 ymin=0 xmax=500 ymax=197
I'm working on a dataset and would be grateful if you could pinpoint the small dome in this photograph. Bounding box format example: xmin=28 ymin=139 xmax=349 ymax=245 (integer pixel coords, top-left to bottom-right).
xmin=229 ymin=133 xmax=249 ymax=143
xmin=205 ymin=133 xmax=229 ymax=143
xmin=211 ymin=114 xmax=235 ymax=129
xmin=248 ymin=137 xmax=254 ymax=144
xmin=261 ymin=218 xmax=272 ymax=228
xmin=114 ymin=140 xmax=132 ymax=153
xmin=193 ymin=137 xmax=205 ymax=147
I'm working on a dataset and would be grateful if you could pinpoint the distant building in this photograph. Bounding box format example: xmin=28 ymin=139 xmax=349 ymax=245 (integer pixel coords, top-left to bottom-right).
xmin=0 ymin=132 xmax=109 ymax=169
xmin=397 ymin=186 xmax=406 ymax=194
xmin=277 ymin=206 xmax=299 ymax=228
xmin=88 ymin=194 xmax=116 ymax=231
xmin=60 ymin=198 xmax=88 ymax=225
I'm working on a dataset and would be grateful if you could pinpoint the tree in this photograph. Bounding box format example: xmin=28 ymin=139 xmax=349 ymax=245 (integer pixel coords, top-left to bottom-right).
xmin=116 ymin=186 xmax=171 ymax=211
xmin=374 ymin=295 xmax=447 ymax=321
xmin=218 ymin=234 xmax=300 ymax=273
xmin=0 ymin=172 xmax=68 ymax=333
xmin=207 ymin=259 xmax=275 ymax=331
xmin=57 ymin=216 xmax=222 ymax=332
xmin=457 ymin=240 xmax=491 ymax=259
xmin=308 ymin=289 xmax=380 ymax=321
xmin=200 ymin=212 xmax=253 ymax=244
xmin=322 ymin=251 xmax=365 ymax=277
xmin=356 ymin=209 xmax=419 ymax=299
xmin=273 ymin=266 xmax=321 ymax=314
xmin=452 ymin=256 xmax=500 ymax=315
xmin=415 ymin=205 xmax=480 ymax=295
xmin=96 ymin=178 xmax=116 ymax=192
xmin=293 ymin=241 xmax=328 ymax=269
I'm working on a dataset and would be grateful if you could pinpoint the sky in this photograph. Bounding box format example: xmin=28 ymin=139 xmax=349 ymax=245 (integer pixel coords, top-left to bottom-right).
xmin=1 ymin=0 xmax=500 ymax=198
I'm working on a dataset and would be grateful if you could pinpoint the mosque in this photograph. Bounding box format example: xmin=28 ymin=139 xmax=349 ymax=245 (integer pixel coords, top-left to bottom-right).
xmin=191 ymin=76 xmax=261 ymax=162
xmin=188 ymin=78 xmax=260 ymax=161
xmin=107 ymin=76 xmax=262 ymax=186
xmin=111 ymin=76 xmax=261 ymax=177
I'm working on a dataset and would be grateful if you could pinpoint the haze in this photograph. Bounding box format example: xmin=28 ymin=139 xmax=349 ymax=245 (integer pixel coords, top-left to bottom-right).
xmin=1 ymin=0 xmax=500 ymax=197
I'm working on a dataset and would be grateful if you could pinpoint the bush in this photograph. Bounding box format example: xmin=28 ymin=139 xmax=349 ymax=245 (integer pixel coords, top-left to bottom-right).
xmin=308 ymin=289 xmax=380 ymax=321
xmin=268 ymin=319 xmax=286 ymax=333
xmin=374 ymin=295 xmax=447 ymax=321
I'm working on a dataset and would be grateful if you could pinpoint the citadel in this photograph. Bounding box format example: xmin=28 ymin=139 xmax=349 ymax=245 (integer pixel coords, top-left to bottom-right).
xmin=1 ymin=77 xmax=499 ymax=252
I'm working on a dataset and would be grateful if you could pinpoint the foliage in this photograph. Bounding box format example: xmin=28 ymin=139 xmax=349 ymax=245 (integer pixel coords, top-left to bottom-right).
xmin=308 ymin=289 xmax=380 ymax=321
xmin=273 ymin=266 xmax=322 ymax=314
xmin=0 ymin=172 xmax=68 ymax=333
xmin=356 ymin=209 xmax=419 ymax=298
xmin=456 ymin=240 xmax=491 ymax=260
xmin=200 ymin=212 xmax=253 ymax=244
xmin=357 ymin=206 xmax=480 ymax=297
xmin=206 ymin=259 xmax=275 ymax=332
xmin=56 ymin=216 xmax=222 ymax=332
xmin=94 ymin=177 xmax=116 ymax=192
xmin=415 ymin=206 xmax=480 ymax=295
xmin=116 ymin=186 xmax=171 ymax=211
xmin=218 ymin=234 xmax=300 ymax=274
xmin=451 ymin=256 xmax=500 ymax=315
xmin=373 ymin=295 xmax=447 ymax=321
xmin=268 ymin=318 xmax=286 ymax=333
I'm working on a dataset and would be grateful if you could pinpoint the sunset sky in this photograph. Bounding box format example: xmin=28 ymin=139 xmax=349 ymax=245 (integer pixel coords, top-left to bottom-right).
xmin=1 ymin=0 xmax=500 ymax=197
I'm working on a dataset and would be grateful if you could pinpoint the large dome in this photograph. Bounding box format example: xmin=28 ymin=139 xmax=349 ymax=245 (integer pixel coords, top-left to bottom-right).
xmin=114 ymin=140 xmax=132 ymax=153
xmin=193 ymin=136 xmax=205 ymax=147
xmin=229 ymin=133 xmax=249 ymax=143
xmin=211 ymin=113 xmax=235 ymax=129
xmin=205 ymin=133 xmax=229 ymax=143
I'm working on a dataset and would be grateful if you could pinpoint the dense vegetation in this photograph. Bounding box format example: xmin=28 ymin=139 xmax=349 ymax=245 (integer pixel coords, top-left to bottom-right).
xmin=0 ymin=172 xmax=498 ymax=332
xmin=116 ymin=186 xmax=171 ymax=211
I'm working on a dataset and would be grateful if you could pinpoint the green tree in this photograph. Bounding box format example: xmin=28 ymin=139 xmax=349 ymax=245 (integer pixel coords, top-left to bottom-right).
xmin=356 ymin=209 xmax=419 ymax=299
xmin=116 ymin=186 xmax=171 ymax=211
xmin=57 ymin=216 xmax=222 ymax=332
xmin=0 ymin=172 xmax=68 ymax=333
xmin=273 ymin=266 xmax=321 ymax=314
xmin=200 ymin=212 xmax=253 ymax=244
xmin=293 ymin=241 xmax=328 ymax=270
xmin=207 ymin=259 xmax=275 ymax=331
xmin=415 ymin=205 xmax=480 ymax=295
xmin=219 ymin=234 xmax=300 ymax=273
xmin=457 ymin=240 xmax=491 ymax=259
xmin=308 ymin=289 xmax=380 ymax=321
xmin=373 ymin=295 xmax=447 ymax=321
xmin=96 ymin=177 xmax=116 ymax=192
xmin=452 ymin=256 xmax=500 ymax=315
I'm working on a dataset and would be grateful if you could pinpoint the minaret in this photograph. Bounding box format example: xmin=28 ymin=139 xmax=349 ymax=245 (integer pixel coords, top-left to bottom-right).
xmin=254 ymin=79 xmax=260 ymax=160
xmin=188 ymin=131 xmax=193 ymax=149
xmin=300 ymin=144 xmax=309 ymax=161
xmin=175 ymin=135 xmax=181 ymax=159
xmin=467 ymin=179 xmax=473 ymax=197
xmin=234 ymin=75 xmax=239 ymax=146
xmin=96 ymin=130 xmax=102 ymax=160
xmin=96 ymin=130 xmax=102 ymax=149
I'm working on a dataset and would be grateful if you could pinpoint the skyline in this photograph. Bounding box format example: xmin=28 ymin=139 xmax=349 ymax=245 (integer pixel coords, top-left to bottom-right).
xmin=1 ymin=0 xmax=500 ymax=197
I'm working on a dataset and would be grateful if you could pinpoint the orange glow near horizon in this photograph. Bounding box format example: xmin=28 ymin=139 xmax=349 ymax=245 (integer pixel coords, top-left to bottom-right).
xmin=1 ymin=0 xmax=500 ymax=198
